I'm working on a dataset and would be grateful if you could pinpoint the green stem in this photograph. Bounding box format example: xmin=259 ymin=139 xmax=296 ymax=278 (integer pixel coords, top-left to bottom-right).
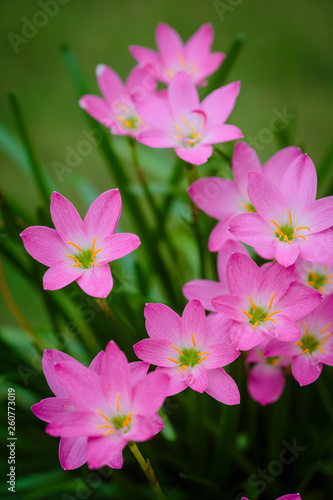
xmin=128 ymin=441 xmax=166 ymax=500
xmin=8 ymin=92 xmax=51 ymax=207
xmin=186 ymin=164 xmax=206 ymax=278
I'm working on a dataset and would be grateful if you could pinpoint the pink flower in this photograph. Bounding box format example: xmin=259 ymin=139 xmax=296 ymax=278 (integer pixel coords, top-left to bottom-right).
xmin=211 ymin=253 xmax=322 ymax=351
xmin=265 ymin=293 xmax=333 ymax=386
xmin=136 ymin=71 xmax=242 ymax=165
xmin=242 ymin=494 xmax=301 ymax=500
xmin=134 ymin=299 xmax=240 ymax=404
xmin=20 ymin=190 xmax=140 ymax=298
xmin=34 ymin=341 xmax=169 ymax=469
xmin=229 ymin=154 xmax=333 ymax=266
xmin=32 ymin=349 xmax=150 ymax=470
xmin=294 ymin=258 xmax=333 ymax=295
xmin=183 ymin=239 xmax=249 ymax=311
xmin=79 ymin=64 xmax=156 ymax=137
xmin=129 ymin=23 xmax=225 ymax=87
xmin=188 ymin=141 xmax=302 ymax=251
xmin=247 ymin=339 xmax=291 ymax=406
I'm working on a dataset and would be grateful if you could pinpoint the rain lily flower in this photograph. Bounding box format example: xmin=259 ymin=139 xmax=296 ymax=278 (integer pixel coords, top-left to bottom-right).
xmin=188 ymin=141 xmax=302 ymax=251
xmin=242 ymin=494 xmax=301 ymax=500
xmin=211 ymin=253 xmax=322 ymax=351
xmin=264 ymin=293 xmax=333 ymax=386
xmin=136 ymin=71 xmax=242 ymax=165
xmin=294 ymin=258 xmax=333 ymax=295
xmin=79 ymin=64 xmax=156 ymax=137
xmin=20 ymin=190 xmax=140 ymax=298
xmin=247 ymin=339 xmax=291 ymax=406
xmin=183 ymin=239 xmax=249 ymax=311
xmin=37 ymin=341 xmax=169 ymax=469
xmin=229 ymin=154 xmax=333 ymax=266
xmin=32 ymin=349 xmax=150 ymax=470
xmin=134 ymin=299 xmax=240 ymax=404
xmin=129 ymin=23 xmax=225 ymax=87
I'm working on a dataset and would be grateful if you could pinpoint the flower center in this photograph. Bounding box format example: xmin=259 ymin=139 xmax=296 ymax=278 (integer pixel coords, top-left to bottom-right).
xmin=307 ymin=270 xmax=333 ymax=293
xmin=165 ymin=55 xmax=198 ymax=79
xmin=242 ymin=294 xmax=280 ymax=330
xmin=270 ymin=210 xmax=310 ymax=244
xmin=167 ymin=333 xmax=209 ymax=372
xmin=173 ymin=113 xmax=204 ymax=148
xmin=114 ymin=101 xmax=142 ymax=130
xmin=66 ymin=238 xmax=101 ymax=269
xmin=95 ymin=392 xmax=134 ymax=436
xmin=294 ymin=321 xmax=331 ymax=355
xmin=239 ymin=202 xmax=256 ymax=213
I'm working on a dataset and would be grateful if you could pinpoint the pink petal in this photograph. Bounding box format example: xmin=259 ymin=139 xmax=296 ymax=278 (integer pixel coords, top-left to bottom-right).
xmin=299 ymin=229 xmax=333 ymax=265
xmin=299 ymin=196 xmax=333 ymax=234
xmin=138 ymin=129 xmax=176 ymax=148
xmin=258 ymin=262 xmax=294 ymax=303
xmin=217 ymin=240 xmax=249 ymax=282
xmin=175 ymin=144 xmax=213 ymax=165
xmin=264 ymin=339 xmax=300 ymax=357
xmin=277 ymin=495 xmax=302 ymax=500
xmin=185 ymin=364 xmax=208 ymax=392
xmin=203 ymin=344 xmax=239 ymax=369
xmin=59 ymin=437 xmax=87 ymax=470
xmin=230 ymin=321 xmax=266 ymax=351
xmin=144 ymin=303 xmax=182 ymax=342
xmin=87 ymin=435 xmax=125 ymax=469
xmin=248 ymin=363 xmax=285 ymax=406
xmin=292 ymin=354 xmax=322 ymax=386
xmin=248 ymin=172 xmax=287 ymax=221
xmin=83 ymin=189 xmax=122 ymax=242
xmin=188 ymin=177 xmax=239 ymax=220
xmin=89 ymin=351 xmax=104 ymax=375
xmin=279 ymin=154 xmax=317 ymax=212
xmin=20 ymin=226 xmax=67 ymax=267
xmin=226 ymin=253 xmax=262 ymax=297
xmin=263 ymin=146 xmax=303 ymax=186
xmin=50 ymin=192 xmax=86 ymax=246
xmin=205 ymin=313 xmax=234 ymax=345
xmin=127 ymin=414 xmax=162 ymax=442
xmin=168 ymin=72 xmax=200 ymax=117
xmin=54 ymin=361 xmax=105 ymax=412
xmin=132 ymin=371 xmax=170 ymax=416
xmin=129 ymin=45 xmax=161 ymax=69
xmin=43 ymin=261 xmax=83 ymax=291
xmin=272 ymin=238 xmax=300 ymax=267
xmin=135 ymin=93 xmax=172 ymax=129
xmin=42 ymin=349 xmax=80 ymax=397
xmin=76 ymin=264 xmax=113 ymax=298
xmin=228 ymin=213 xmax=273 ymax=250
xmin=194 ymin=52 xmax=225 ymax=84
xmin=201 ymin=81 xmax=241 ymax=126
xmin=79 ymin=95 xmax=113 ymax=128
xmin=272 ymin=315 xmax=303 ymax=342
xmin=278 ymin=285 xmax=322 ymax=320
xmin=184 ymin=23 xmax=213 ymax=62
xmin=129 ymin=361 xmax=149 ymax=385
xmin=96 ymin=65 xmax=124 ymax=105
xmin=204 ymin=124 xmax=243 ymax=145
xmin=183 ymin=279 xmax=227 ymax=312
xmin=32 ymin=397 xmax=73 ymax=423
xmin=211 ymin=294 xmax=247 ymax=322
xmin=155 ymin=23 xmax=183 ymax=67
xmin=46 ymin=411 xmax=100 ymax=437
xmin=100 ymin=233 xmax=140 ymax=263
xmin=133 ymin=339 xmax=178 ymax=368
xmin=155 ymin=366 xmax=188 ymax=396
xmin=205 ymin=368 xmax=240 ymax=404
xmin=209 ymin=217 xmax=236 ymax=252
xmin=181 ymin=299 xmax=206 ymax=347
xmin=101 ymin=341 xmax=132 ymax=410
xmin=126 ymin=65 xmax=157 ymax=98
xmin=232 ymin=142 xmax=262 ymax=194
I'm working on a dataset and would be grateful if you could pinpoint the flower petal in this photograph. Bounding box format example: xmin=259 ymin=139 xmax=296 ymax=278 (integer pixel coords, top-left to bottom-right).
xmin=232 ymin=142 xmax=262 ymax=194
xmin=87 ymin=435 xmax=125 ymax=469
xmin=211 ymin=294 xmax=247 ymax=322
xmin=264 ymin=338 xmax=300 ymax=357
xmin=205 ymin=313 xmax=234 ymax=345
xmin=32 ymin=397 xmax=73 ymax=423
xmin=188 ymin=177 xmax=238 ymax=220
xmin=292 ymin=355 xmax=322 ymax=386
xmin=183 ymin=279 xmax=227 ymax=312
xmin=209 ymin=217 xmax=236 ymax=252
xmin=203 ymin=344 xmax=239 ymax=369
xmin=226 ymin=253 xmax=262 ymax=297
xmin=138 ymin=129 xmax=176 ymax=148
xmin=133 ymin=339 xmax=177 ymax=368
xmin=279 ymin=154 xmax=317 ymax=212
xmin=230 ymin=321 xmax=266 ymax=351
xmin=129 ymin=361 xmax=150 ymax=385
xmin=181 ymin=299 xmax=206 ymax=347
xmin=228 ymin=213 xmax=273 ymax=250
xmin=96 ymin=64 xmax=124 ymax=105
xmin=83 ymin=189 xmax=122 ymax=242
xmin=278 ymin=285 xmax=322 ymax=320
xmin=272 ymin=315 xmax=303 ymax=342
xmin=175 ymin=144 xmax=213 ymax=165
xmin=79 ymin=95 xmax=113 ymax=128
xmin=205 ymin=368 xmax=240 ymax=404
xmin=156 ymin=23 xmax=184 ymax=67
xmin=272 ymin=238 xmax=300 ymax=267
xmin=155 ymin=366 xmax=188 ymax=396
xmin=76 ymin=264 xmax=113 ymax=298
xmin=101 ymin=341 xmax=132 ymax=410
xmin=299 ymin=229 xmax=333 ymax=265
xmin=248 ymin=172 xmax=287 ymax=221
xmin=184 ymin=23 xmax=213 ymax=62
xmin=46 ymin=411 xmax=100 ymax=437
xmin=132 ymin=371 xmax=169 ymax=417
xmin=168 ymin=71 xmax=200 ymax=117
xmin=217 ymin=240 xmax=249 ymax=282
xmin=201 ymin=81 xmax=241 ymax=126
xmin=135 ymin=93 xmax=173 ymax=129
xmin=248 ymin=363 xmax=285 ymax=406
xmin=100 ymin=233 xmax=140 ymax=263
xmin=204 ymin=124 xmax=243 ymax=144
xmin=263 ymin=146 xmax=303 ymax=186
xmin=42 ymin=349 xmax=81 ymax=397
xmin=59 ymin=437 xmax=87 ymax=470
xmin=89 ymin=351 xmax=104 ymax=375
xmin=184 ymin=364 xmax=208 ymax=392
xmin=299 ymin=196 xmax=333 ymax=234
xmin=144 ymin=303 xmax=182 ymax=342
xmin=258 ymin=262 xmax=295 ymax=303
xmin=129 ymin=45 xmax=161 ymax=69
xmin=20 ymin=226 xmax=67 ymax=267
xmin=50 ymin=192 xmax=86 ymax=246
xmin=43 ymin=261 xmax=83 ymax=291
xmin=127 ymin=414 xmax=162 ymax=442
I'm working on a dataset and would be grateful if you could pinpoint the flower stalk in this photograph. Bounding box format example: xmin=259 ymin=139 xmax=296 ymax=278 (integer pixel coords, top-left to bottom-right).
xmin=128 ymin=441 xmax=166 ymax=500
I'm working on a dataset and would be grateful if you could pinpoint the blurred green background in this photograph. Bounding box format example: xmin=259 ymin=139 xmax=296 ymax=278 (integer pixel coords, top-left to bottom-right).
xmin=1 ymin=1 xmax=333 ymax=499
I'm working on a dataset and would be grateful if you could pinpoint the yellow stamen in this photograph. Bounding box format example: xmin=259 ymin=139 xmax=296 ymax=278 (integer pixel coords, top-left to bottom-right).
xmin=294 ymin=341 xmax=303 ymax=346
xmin=284 ymin=235 xmax=290 ymax=244
xmin=168 ymin=357 xmax=179 ymax=364
xmin=320 ymin=332 xmax=331 ymax=344
xmin=91 ymin=248 xmax=102 ymax=260
xmin=190 ymin=124 xmax=199 ymax=139
xmin=326 ymin=280 xmax=333 ymax=285
xmin=266 ymin=311 xmax=281 ymax=318
xmin=317 ymin=346 xmax=325 ymax=354
xmin=326 ymin=273 xmax=333 ymax=279
xmin=304 ymin=321 xmax=309 ymax=337
xmin=270 ymin=220 xmax=281 ymax=231
xmin=116 ymin=392 xmax=120 ymax=412
xmin=197 ymin=352 xmax=209 ymax=356
xmin=96 ymin=409 xmax=110 ymax=423
xmin=96 ymin=425 xmax=112 ymax=430
xmin=171 ymin=344 xmax=184 ymax=356
xmin=122 ymin=411 xmax=134 ymax=428
xmin=67 ymin=241 xmax=82 ymax=252
xmin=269 ymin=293 xmax=275 ymax=309
xmin=198 ymin=357 xmax=208 ymax=364
xmin=253 ymin=321 xmax=259 ymax=330
xmin=239 ymin=202 xmax=253 ymax=212
xmin=177 ymin=53 xmax=186 ymax=69
xmin=115 ymin=103 xmax=129 ymax=111
xmin=248 ymin=296 xmax=257 ymax=311
xmin=104 ymin=429 xmax=114 ymax=436
xmin=296 ymin=226 xmax=310 ymax=231
xmin=308 ymin=270 xmax=317 ymax=279
xmin=307 ymin=281 xmax=315 ymax=286
xmin=66 ymin=255 xmax=81 ymax=263
xmin=286 ymin=209 xmax=292 ymax=225
xmin=191 ymin=333 xmax=196 ymax=347
xmin=165 ymin=68 xmax=175 ymax=78
xmin=320 ymin=323 xmax=331 ymax=334
xmin=178 ymin=364 xmax=187 ymax=372
xmin=297 ymin=235 xmax=306 ymax=240
xmin=274 ymin=230 xmax=284 ymax=236
xmin=242 ymin=309 xmax=253 ymax=319
xmin=318 ymin=286 xmax=326 ymax=294
xmin=91 ymin=237 xmax=97 ymax=254
xmin=264 ymin=317 xmax=276 ymax=324
xmin=174 ymin=122 xmax=183 ymax=136
xmin=302 ymin=348 xmax=309 ymax=354
xmin=180 ymin=113 xmax=189 ymax=126
xmin=72 ymin=263 xmax=82 ymax=268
